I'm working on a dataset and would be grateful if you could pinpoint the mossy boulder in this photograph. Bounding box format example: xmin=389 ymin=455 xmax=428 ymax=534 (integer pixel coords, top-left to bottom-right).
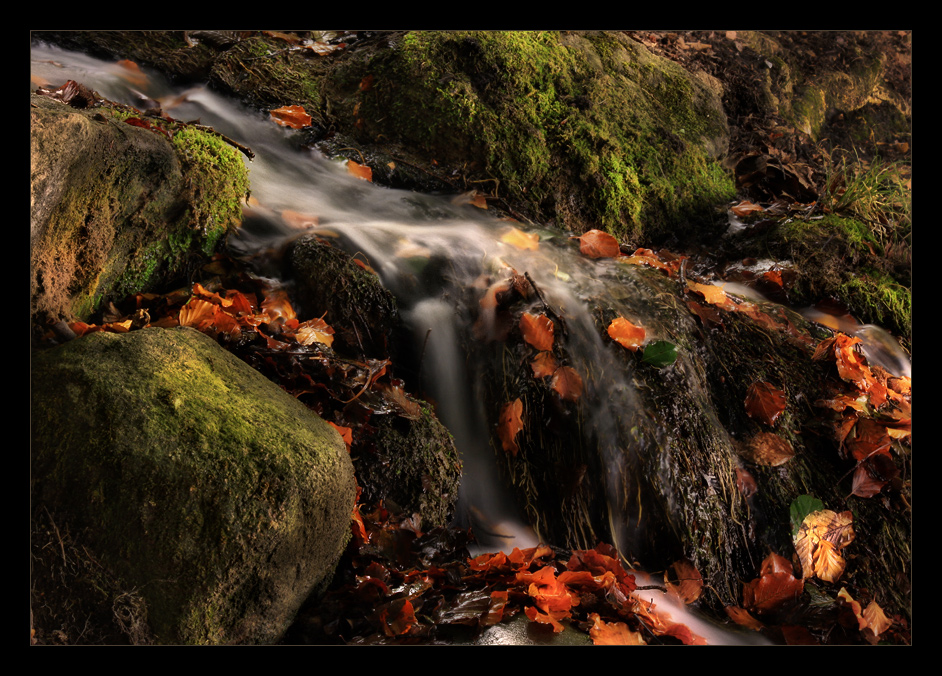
xmin=285 ymin=233 xmax=403 ymax=359
xmin=30 ymin=91 xmax=249 ymax=336
xmin=31 ymin=326 xmax=357 ymax=644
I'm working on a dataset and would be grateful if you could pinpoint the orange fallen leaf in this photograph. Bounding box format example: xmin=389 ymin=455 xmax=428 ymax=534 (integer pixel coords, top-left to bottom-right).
xmin=576 ymin=229 xmax=620 ymax=259
xmin=500 ymin=226 xmax=539 ymax=250
xmin=744 ymin=381 xmax=787 ymax=426
xmin=794 ymin=509 xmax=855 ymax=583
xmin=607 ymin=317 xmax=645 ymax=351
xmin=328 ymin=421 xmax=353 ymax=450
xmin=347 ymin=159 xmax=373 ymax=182
xmin=520 ymin=312 xmax=554 ymax=352
xmin=270 ymin=104 xmax=312 ymax=129
xmin=530 ymin=351 xmax=558 ymax=378
xmin=498 ymin=398 xmax=525 ymax=455
xmin=550 ymin=366 xmax=583 ymax=402
xmin=588 ymin=613 xmax=645 ymax=644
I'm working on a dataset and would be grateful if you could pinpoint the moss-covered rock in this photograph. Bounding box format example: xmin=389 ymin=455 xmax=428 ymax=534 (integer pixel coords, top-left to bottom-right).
xmin=285 ymin=233 xmax=402 ymax=359
xmin=31 ymin=326 xmax=356 ymax=644
xmin=30 ymin=91 xmax=249 ymax=336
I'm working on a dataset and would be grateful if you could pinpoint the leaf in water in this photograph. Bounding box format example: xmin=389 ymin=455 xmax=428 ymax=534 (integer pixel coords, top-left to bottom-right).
xmin=520 ymin=312 xmax=554 ymax=352
xmin=347 ymin=159 xmax=373 ymax=182
xmin=550 ymin=366 xmax=583 ymax=402
xmin=642 ymin=340 xmax=677 ymax=367
xmin=269 ymin=104 xmax=312 ymax=129
xmin=500 ymin=226 xmax=540 ymax=250
xmin=724 ymin=606 xmax=766 ymax=631
xmin=113 ymin=59 xmax=149 ymax=88
xmin=576 ymin=229 xmax=620 ymax=259
xmin=498 ymin=398 xmax=524 ymax=455
xmin=687 ymin=280 xmax=733 ymax=308
xmin=607 ymin=317 xmax=645 ymax=351
xmin=744 ymin=381 xmax=787 ymax=425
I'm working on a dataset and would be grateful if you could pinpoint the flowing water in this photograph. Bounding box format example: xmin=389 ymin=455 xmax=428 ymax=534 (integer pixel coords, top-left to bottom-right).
xmin=31 ymin=42 xmax=908 ymax=645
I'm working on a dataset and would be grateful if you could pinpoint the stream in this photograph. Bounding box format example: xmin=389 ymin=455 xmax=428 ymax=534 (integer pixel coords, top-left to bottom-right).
xmin=31 ymin=42 xmax=909 ymax=645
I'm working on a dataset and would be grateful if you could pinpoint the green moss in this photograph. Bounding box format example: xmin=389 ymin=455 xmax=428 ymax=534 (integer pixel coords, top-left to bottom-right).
xmin=345 ymin=31 xmax=733 ymax=242
xmin=171 ymin=126 xmax=250 ymax=251
xmin=840 ymin=267 xmax=911 ymax=338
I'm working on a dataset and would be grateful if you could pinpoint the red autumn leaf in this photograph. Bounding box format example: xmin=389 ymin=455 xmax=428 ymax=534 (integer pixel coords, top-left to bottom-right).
xmin=269 ymin=104 xmax=312 ymax=129
xmin=379 ymin=598 xmax=417 ymax=637
xmin=530 ymin=351 xmax=558 ymax=378
xmin=607 ymin=316 xmax=645 ymax=351
xmin=576 ymin=229 xmax=621 ymax=258
xmin=851 ymin=464 xmax=886 ymax=498
xmin=725 ymin=606 xmax=766 ymax=631
xmin=347 ymin=159 xmax=373 ymax=182
xmin=549 ymin=366 xmax=583 ymax=402
xmin=760 ymin=552 xmax=795 ymax=577
xmin=328 ymin=421 xmax=353 ymax=450
xmin=359 ymin=74 xmax=374 ymax=91
xmin=520 ymin=312 xmax=554 ymax=352
xmin=744 ymin=381 xmax=787 ymax=426
xmin=742 ymin=571 xmax=804 ymax=615
xmin=498 ymin=398 xmax=525 ymax=455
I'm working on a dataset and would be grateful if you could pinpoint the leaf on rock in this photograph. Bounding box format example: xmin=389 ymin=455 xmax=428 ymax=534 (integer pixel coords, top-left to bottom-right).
xmin=742 ymin=431 xmax=794 ymax=466
xmin=724 ymin=606 xmax=766 ymax=631
xmin=742 ymin=570 xmax=803 ymax=615
xmin=607 ymin=317 xmax=645 ymax=351
xmin=851 ymin=464 xmax=887 ymax=498
xmin=550 ymin=366 xmax=583 ymax=402
xmin=642 ymin=340 xmax=678 ymax=368
xmin=347 ymin=159 xmax=373 ymax=182
xmin=575 ymin=229 xmax=620 ymax=259
xmin=687 ymin=280 xmax=732 ymax=307
xmin=530 ymin=351 xmax=558 ymax=378
xmin=520 ymin=312 xmax=554 ymax=352
xmin=498 ymin=398 xmax=525 ymax=455
xmin=270 ymin=104 xmax=312 ymax=129
xmin=793 ymin=509 xmax=855 ymax=583
xmin=744 ymin=381 xmax=787 ymax=425
xmin=294 ymin=316 xmax=335 ymax=347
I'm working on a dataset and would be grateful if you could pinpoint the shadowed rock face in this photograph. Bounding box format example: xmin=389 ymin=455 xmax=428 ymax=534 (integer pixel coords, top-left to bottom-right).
xmin=31 ymin=326 xmax=356 ymax=644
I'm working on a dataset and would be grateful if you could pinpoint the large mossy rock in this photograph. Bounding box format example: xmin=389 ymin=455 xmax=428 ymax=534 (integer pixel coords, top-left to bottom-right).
xmin=30 ymin=90 xmax=249 ymax=334
xmin=31 ymin=326 xmax=357 ymax=644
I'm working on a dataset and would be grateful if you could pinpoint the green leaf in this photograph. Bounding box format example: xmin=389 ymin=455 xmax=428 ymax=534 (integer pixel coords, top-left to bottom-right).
xmin=642 ymin=340 xmax=678 ymax=368
xmin=789 ymin=494 xmax=824 ymax=536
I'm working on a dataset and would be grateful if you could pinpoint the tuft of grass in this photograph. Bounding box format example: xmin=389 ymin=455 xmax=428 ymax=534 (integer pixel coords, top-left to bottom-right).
xmin=819 ymin=149 xmax=911 ymax=254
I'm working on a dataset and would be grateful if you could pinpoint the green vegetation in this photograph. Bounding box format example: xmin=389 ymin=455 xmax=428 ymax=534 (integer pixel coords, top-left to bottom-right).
xmin=347 ymin=31 xmax=735 ymax=242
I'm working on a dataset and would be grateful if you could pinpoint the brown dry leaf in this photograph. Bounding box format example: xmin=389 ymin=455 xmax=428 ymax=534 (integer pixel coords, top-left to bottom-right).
xmin=742 ymin=571 xmax=804 ymax=615
xmin=498 ymin=399 xmax=525 ymax=455
xmin=520 ymin=312 xmax=554 ymax=352
xmin=281 ymin=209 xmax=319 ymax=229
xmin=607 ymin=317 xmax=645 ymax=351
xmin=730 ymin=200 xmax=765 ymax=217
xmin=794 ymin=509 xmax=855 ymax=583
xmin=576 ymin=229 xmax=620 ymax=259
xmin=347 ymin=159 xmax=373 ymax=182
xmin=665 ymin=559 xmax=703 ymax=604
xmin=270 ymin=104 xmax=312 ymax=129
xmin=744 ymin=381 xmax=787 ymax=426
xmin=550 ymin=366 xmax=583 ymax=402
xmin=742 ymin=431 xmax=794 ymax=467
xmin=530 ymin=351 xmax=558 ymax=378
xmin=178 ymin=298 xmax=215 ymax=330
xmin=500 ymin=226 xmax=540 ymax=250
